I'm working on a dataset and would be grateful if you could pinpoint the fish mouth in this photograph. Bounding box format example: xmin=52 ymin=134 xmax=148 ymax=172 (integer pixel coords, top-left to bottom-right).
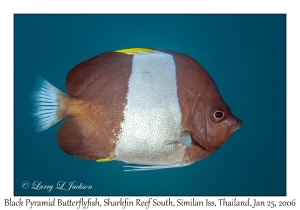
xmin=233 ymin=119 xmax=242 ymax=132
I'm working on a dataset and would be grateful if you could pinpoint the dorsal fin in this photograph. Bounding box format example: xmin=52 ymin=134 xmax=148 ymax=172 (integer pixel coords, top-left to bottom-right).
xmin=115 ymin=48 xmax=154 ymax=54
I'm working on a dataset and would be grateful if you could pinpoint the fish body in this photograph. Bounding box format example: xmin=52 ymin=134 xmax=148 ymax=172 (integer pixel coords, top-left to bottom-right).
xmin=31 ymin=48 xmax=242 ymax=170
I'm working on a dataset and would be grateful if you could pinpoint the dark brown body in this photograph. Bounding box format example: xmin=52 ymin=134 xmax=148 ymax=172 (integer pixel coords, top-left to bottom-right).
xmin=56 ymin=50 xmax=241 ymax=164
xmin=58 ymin=52 xmax=133 ymax=160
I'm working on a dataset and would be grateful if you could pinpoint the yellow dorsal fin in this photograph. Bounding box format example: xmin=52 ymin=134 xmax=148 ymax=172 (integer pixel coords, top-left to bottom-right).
xmin=115 ymin=48 xmax=154 ymax=54
xmin=96 ymin=158 xmax=112 ymax=162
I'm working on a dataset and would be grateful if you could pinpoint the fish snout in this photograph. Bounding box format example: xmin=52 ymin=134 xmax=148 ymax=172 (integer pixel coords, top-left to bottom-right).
xmin=233 ymin=118 xmax=242 ymax=132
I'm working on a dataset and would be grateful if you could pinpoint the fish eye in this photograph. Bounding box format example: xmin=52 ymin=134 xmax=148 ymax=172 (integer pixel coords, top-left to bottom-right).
xmin=210 ymin=107 xmax=226 ymax=122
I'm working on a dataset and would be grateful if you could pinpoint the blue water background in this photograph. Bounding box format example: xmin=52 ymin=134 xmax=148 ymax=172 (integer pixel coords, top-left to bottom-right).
xmin=14 ymin=14 xmax=286 ymax=196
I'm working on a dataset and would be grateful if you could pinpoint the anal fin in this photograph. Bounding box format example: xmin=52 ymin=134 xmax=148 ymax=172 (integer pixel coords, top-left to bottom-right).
xmin=57 ymin=116 xmax=114 ymax=160
xmin=96 ymin=158 xmax=113 ymax=162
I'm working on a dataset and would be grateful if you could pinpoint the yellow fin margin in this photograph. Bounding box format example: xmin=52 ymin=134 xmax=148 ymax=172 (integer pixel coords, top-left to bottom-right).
xmin=115 ymin=48 xmax=154 ymax=55
xmin=96 ymin=158 xmax=112 ymax=162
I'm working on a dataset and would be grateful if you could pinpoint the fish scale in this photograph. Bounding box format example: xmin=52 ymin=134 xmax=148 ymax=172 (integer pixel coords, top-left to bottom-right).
xmin=115 ymin=51 xmax=185 ymax=166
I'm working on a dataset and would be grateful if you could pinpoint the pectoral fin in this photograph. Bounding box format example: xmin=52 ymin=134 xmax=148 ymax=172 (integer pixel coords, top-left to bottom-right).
xmin=164 ymin=135 xmax=192 ymax=147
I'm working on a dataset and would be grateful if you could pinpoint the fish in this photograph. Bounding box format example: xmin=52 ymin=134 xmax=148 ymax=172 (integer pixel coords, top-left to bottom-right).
xmin=31 ymin=48 xmax=242 ymax=171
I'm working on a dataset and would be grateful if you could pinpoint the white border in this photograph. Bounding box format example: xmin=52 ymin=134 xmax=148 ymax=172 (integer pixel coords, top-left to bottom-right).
xmin=1 ymin=0 xmax=298 ymax=209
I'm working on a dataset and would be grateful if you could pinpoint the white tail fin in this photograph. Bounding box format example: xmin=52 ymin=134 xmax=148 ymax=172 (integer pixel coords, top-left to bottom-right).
xmin=31 ymin=76 xmax=67 ymax=132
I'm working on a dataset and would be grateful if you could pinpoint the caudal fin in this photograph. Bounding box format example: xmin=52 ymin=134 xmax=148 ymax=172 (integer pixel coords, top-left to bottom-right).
xmin=31 ymin=76 xmax=68 ymax=132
